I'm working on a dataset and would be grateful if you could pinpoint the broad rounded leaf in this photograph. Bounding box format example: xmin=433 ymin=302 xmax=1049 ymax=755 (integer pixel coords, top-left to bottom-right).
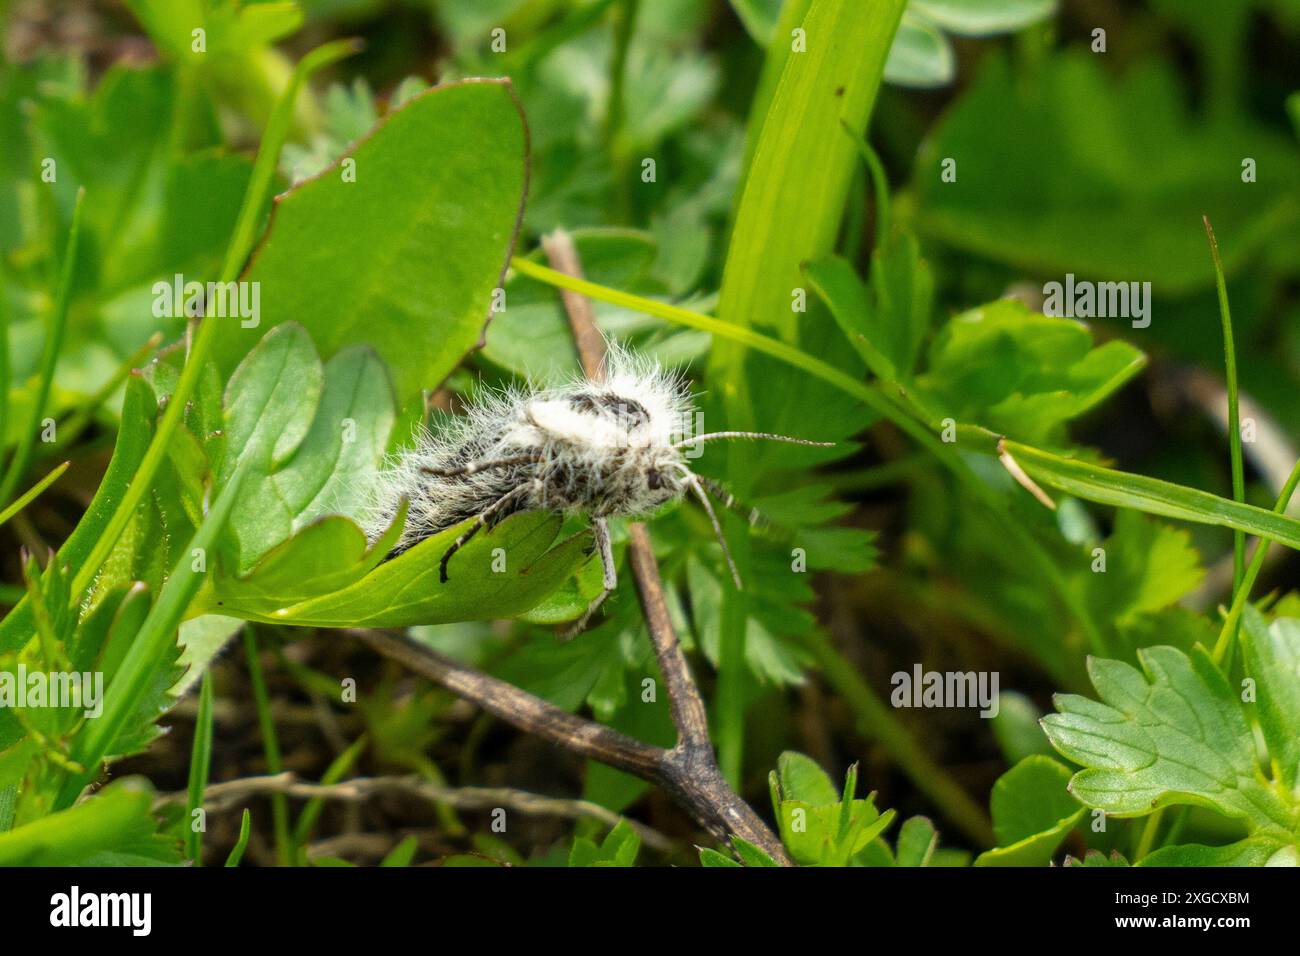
xmin=214 ymin=79 xmax=529 ymax=404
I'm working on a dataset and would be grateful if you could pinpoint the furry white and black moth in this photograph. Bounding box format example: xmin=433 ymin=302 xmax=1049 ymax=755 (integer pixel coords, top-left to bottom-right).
xmin=363 ymin=348 xmax=828 ymax=632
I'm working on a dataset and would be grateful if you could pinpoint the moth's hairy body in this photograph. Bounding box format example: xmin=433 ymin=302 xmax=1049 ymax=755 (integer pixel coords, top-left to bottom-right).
xmin=362 ymin=348 xmax=827 ymax=633
xmin=365 ymin=355 xmax=692 ymax=557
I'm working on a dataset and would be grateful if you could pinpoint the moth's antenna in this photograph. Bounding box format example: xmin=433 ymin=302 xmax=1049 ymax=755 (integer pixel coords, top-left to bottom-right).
xmin=685 ymin=476 xmax=743 ymax=589
xmin=674 ymin=431 xmax=834 ymax=449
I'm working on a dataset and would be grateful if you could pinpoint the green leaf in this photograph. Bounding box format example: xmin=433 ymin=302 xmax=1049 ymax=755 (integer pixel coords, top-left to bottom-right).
xmin=172 ymin=614 xmax=245 ymax=698
xmin=776 ymin=751 xmax=839 ymax=804
xmin=914 ymin=53 xmax=1300 ymax=292
xmin=379 ymin=835 xmax=420 ymax=867
xmin=0 ymin=462 xmax=69 ymax=530
xmin=804 ymin=256 xmax=897 ymax=381
xmin=1070 ymin=510 xmax=1212 ymax=661
xmin=771 ymin=753 xmax=897 ymax=865
xmin=1005 ymin=438 xmax=1300 ymax=551
xmin=568 ymin=819 xmax=640 ymax=867
xmin=917 ymin=299 xmax=1145 ymax=446
xmin=216 ymin=323 xmax=395 ymax=572
xmin=911 ymin=0 xmax=1057 ymax=36
xmin=718 ymin=0 xmax=906 ymax=341
xmin=0 ymin=778 xmax=179 ymax=865
xmin=1064 ymin=848 xmax=1130 ymax=867
xmin=237 ymin=512 xmax=590 ymax=628
xmin=225 ymin=809 xmax=252 ymax=867
xmin=1241 ymin=609 xmax=1300 ymax=791
xmin=884 ymin=9 xmax=954 ymax=88
xmin=698 ymin=846 xmax=743 ymax=867
xmin=990 ymin=691 xmax=1054 ymax=764
xmin=974 ymin=755 xmax=1083 ymax=866
xmin=894 ymin=816 xmax=939 ymax=866
xmin=1043 ymin=646 xmax=1299 ymax=837
xmin=805 ymin=231 xmax=933 ymax=382
xmin=0 ymin=375 xmax=152 ymax=655
xmin=213 ymin=80 xmax=529 ymax=405
xmin=184 ymin=672 xmax=214 ymax=862
xmin=1081 ymin=511 xmax=1204 ymax=622
xmin=1138 ymin=838 xmax=1297 ymax=867
xmin=59 ymin=459 xmax=251 ymax=807
xmin=731 ymin=836 xmax=780 ymax=867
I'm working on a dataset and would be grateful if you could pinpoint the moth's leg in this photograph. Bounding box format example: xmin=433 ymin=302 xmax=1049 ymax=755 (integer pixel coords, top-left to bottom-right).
xmin=686 ymin=477 xmax=743 ymax=589
xmin=693 ymin=475 xmax=766 ymax=528
xmin=438 ymin=485 xmax=530 ymax=583
xmin=562 ymin=517 xmax=618 ymax=638
xmin=422 ymin=454 xmax=539 ymax=479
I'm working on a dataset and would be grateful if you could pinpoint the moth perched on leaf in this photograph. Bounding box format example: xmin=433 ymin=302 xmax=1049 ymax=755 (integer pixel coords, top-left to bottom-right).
xmin=364 ymin=347 xmax=829 ymax=632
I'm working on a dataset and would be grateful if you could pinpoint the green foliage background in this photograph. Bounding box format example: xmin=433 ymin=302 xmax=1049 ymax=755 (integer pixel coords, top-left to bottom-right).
xmin=1 ymin=0 xmax=1299 ymax=868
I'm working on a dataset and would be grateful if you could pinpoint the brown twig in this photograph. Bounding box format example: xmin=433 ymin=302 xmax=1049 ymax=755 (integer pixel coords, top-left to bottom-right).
xmin=159 ymin=771 xmax=675 ymax=854
xmin=354 ymin=627 xmax=787 ymax=859
xmin=543 ymin=229 xmax=790 ymax=862
xmin=540 ymin=229 xmax=605 ymax=380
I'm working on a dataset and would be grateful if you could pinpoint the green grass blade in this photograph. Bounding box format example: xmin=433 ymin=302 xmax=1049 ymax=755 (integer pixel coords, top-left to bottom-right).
xmin=0 ymin=189 xmax=84 ymax=508
xmin=225 ymin=809 xmax=252 ymax=866
xmin=1003 ymin=439 xmax=1300 ymax=549
xmin=47 ymin=332 xmax=163 ymax=454
xmin=1212 ymin=456 xmax=1300 ymax=664
xmin=244 ymin=628 xmax=294 ymax=866
xmin=718 ymin=0 xmax=906 ymax=341
xmin=292 ymin=736 xmax=367 ymax=862
xmin=379 ymin=835 xmax=420 ymax=867
xmin=1204 ymin=217 xmax=1246 ymax=592
xmin=736 ymin=0 xmax=814 ymax=187
xmin=0 ymin=460 xmax=69 ymax=529
xmin=185 ymin=671 xmax=215 ymax=863
xmin=0 ymin=262 xmax=10 ymax=483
